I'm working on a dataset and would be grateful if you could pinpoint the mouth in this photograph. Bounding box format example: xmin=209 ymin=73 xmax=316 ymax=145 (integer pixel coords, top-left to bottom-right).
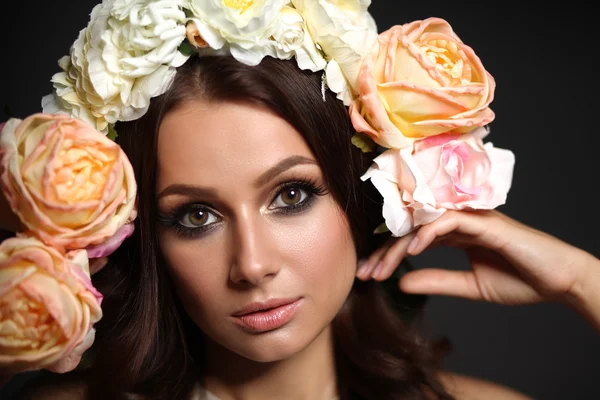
xmin=231 ymin=297 xmax=302 ymax=333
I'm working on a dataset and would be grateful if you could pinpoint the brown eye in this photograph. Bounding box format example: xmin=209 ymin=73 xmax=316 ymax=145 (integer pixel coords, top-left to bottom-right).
xmin=282 ymin=188 xmax=301 ymax=205
xmin=272 ymin=186 xmax=308 ymax=208
xmin=179 ymin=208 xmax=217 ymax=228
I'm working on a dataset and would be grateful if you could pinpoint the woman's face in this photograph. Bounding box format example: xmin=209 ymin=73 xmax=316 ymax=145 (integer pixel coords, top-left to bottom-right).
xmin=156 ymin=100 xmax=357 ymax=362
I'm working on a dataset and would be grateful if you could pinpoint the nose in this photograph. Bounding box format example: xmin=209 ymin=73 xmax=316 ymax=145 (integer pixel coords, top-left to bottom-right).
xmin=229 ymin=210 xmax=280 ymax=286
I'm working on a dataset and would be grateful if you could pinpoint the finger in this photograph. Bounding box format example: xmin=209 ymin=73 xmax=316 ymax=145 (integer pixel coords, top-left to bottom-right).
xmin=398 ymin=269 xmax=484 ymax=301
xmin=371 ymin=231 xmax=417 ymax=281
xmin=432 ymin=233 xmax=480 ymax=249
xmin=407 ymin=210 xmax=501 ymax=256
xmin=356 ymin=238 xmax=394 ymax=280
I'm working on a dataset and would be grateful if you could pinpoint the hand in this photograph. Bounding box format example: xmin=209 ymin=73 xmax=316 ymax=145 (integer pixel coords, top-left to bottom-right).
xmin=356 ymin=210 xmax=595 ymax=306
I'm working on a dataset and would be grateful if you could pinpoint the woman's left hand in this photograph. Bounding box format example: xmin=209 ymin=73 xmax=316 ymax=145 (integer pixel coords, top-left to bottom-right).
xmin=356 ymin=210 xmax=599 ymax=309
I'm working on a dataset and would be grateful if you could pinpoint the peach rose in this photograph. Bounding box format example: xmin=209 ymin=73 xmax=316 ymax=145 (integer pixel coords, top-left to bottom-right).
xmin=350 ymin=18 xmax=496 ymax=149
xmin=0 ymin=237 xmax=102 ymax=373
xmin=0 ymin=113 xmax=137 ymax=252
xmin=361 ymin=127 xmax=514 ymax=237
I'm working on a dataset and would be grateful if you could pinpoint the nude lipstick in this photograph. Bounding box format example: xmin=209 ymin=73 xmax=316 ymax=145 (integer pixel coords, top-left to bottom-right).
xmin=231 ymin=297 xmax=302 ymax=333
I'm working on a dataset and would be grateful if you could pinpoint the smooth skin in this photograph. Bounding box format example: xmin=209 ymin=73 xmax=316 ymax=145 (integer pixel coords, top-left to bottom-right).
xmin=3 ymin=103 xmax=599 ymax=398
xmin=355 ymin=208 xmax=600 ymax=399
xmin=356 ymin=209 xmax=600 ymax=333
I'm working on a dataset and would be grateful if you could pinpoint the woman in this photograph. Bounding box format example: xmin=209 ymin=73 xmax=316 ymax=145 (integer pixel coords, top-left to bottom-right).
xmin=1 ymin=1 xmax=599 ymax=399
xmin=5 ymin=53 xmax=598 ymax=400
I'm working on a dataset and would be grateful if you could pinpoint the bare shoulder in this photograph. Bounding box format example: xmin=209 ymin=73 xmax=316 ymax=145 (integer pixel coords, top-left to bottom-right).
xmin=437 ymin=371 xmax=534 ymax=400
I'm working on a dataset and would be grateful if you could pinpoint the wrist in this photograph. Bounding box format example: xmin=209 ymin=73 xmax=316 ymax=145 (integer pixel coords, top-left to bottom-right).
xmin=563 ymin=250 xmax=600 ymax=333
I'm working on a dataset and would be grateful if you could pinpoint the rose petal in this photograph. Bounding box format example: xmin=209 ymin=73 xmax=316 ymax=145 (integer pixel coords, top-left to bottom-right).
xmin=46 ymin=327 xmax=95 ymax=374
xmin=84 ymin=222 xmax=134 ymax=258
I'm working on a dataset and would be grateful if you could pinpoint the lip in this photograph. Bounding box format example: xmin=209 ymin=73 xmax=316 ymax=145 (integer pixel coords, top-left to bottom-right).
xmin=231 ymin=297 xmax=302 ymax=333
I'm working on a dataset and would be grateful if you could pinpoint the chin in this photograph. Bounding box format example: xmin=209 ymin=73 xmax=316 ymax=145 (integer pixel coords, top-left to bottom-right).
xmin=228 ymin=326 xmax=319 ymax=363
xmin=237 ymin=346 xmax=298 ymax=363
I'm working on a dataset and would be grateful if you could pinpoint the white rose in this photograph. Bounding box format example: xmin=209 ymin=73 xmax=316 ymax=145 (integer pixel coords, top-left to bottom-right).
xmin=292 ymin=0 xmax=378 ymax=104
xmin=188 ymin=0 xmax=288 ymax=65
xmin=42 ymin=52 xmax=109 ymax=133
xmin=110 ymin=0 xmax=190 ymax=76
xmin=269 ymin=7 xmax=326 ymax=72
xmin=42 ymin=0 xmax=189 ymax=133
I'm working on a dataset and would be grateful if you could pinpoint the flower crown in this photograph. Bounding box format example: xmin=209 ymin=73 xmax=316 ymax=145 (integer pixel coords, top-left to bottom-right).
xmin=0 ymin=0 xmax=514 ymax=375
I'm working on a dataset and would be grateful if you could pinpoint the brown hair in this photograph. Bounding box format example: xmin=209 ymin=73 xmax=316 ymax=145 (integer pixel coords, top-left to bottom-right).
xmin=86 ymin=55 xmax=453 ymax=399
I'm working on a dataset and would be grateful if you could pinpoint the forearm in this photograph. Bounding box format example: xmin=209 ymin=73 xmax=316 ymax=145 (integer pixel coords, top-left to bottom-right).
xmin=565 ymin=250 xmax=600 ymax=334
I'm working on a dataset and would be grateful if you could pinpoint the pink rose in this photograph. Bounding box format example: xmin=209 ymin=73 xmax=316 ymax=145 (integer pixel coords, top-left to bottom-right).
xmin=361 ymin=127 xmax=515 ymax=236
xmin=350 ymin=18 xmax=496 ymax=149
xmin=0 ymin=113 xmax=137 ymax=253
xmin=0 ymin=237 xmax=102 ymax=374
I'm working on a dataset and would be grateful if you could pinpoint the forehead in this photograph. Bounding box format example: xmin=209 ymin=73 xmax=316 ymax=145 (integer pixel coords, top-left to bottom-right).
xmin=156 ymin=100 xmax=315 ymax=191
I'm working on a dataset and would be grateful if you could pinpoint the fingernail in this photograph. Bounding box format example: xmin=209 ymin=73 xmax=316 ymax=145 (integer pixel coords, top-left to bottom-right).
xmin=407 ymin=237 xmax=419 ymax=254
xmin=372 ymin=261 xmax=384 ymax=278
xmin=356 ymin=260 xmax=369 ymax=277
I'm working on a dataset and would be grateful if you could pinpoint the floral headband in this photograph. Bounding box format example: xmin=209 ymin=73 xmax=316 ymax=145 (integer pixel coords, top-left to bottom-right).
xmin=0 ymin=0 xmax=514 ymax=375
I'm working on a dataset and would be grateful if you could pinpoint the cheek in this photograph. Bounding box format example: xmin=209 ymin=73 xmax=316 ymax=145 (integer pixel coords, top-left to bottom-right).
xmin=158 ymin=231 xmax=229 ymax=327
xmin=155 ymin=196 xmax=357 ymax=343
xmin=280 ymin=198 xmax=357 ymax=305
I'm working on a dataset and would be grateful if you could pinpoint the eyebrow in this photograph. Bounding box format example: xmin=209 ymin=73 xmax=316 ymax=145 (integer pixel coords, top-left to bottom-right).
xmin=156 ymin=184 xmax=218 ymax=201
xmin=156 ymin=155 xmax=317 ymax=200
xmin=254 ymin=155 xmax=317 ymax=188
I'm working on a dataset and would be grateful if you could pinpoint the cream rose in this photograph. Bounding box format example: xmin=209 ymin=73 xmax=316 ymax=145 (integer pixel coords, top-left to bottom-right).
xmin=0 ymin=237 xmax=102 ymax=373
xmin=292 ymin=0 xmax=378 ymax=104
xmin=361 ymin=127 xmax=514 ymax=237
xmin=188 ymin=0 xmax=289 ymax=65
xmin=0 ymin=114 xmax=137 ymax=251
xmin=350 ymin=18 xmax=496 ymax=149
xmin=269 ymin=6 xmax=326 ymax=72
xmin=42 ymin=0 xmax=189 ymax=133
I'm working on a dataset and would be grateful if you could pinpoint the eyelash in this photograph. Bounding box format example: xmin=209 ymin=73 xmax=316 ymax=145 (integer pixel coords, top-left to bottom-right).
xmin=157 ymin=178 xmax=327 ymax=239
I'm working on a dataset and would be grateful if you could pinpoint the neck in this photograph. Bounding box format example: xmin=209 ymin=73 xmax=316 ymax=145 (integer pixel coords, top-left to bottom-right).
xmin=202 ymin=325 xmax=338 ymax=400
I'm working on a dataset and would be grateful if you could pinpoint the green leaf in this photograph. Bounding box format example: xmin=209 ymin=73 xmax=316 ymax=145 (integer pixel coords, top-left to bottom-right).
xmin=183 ymin=7 xmax=194 ymax=18
xmin=178 ymin=40 xmax=194 ymax=56
xmin=107 ymin=125 xmax=118 ymax=141
xmin=351 ymin=132 xmax=376 ymax=153
xmin=373 ymin=222 xmax=390 ymax=234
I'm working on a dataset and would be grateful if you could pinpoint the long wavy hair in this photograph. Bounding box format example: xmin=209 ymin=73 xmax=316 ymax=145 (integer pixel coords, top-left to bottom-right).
xmin=78 ymin=55 xmax=453 ymax=399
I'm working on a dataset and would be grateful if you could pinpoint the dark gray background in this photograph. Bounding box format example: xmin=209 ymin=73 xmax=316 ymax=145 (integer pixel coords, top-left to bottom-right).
xmin=0 ymin=1 xmax=598 ymax=399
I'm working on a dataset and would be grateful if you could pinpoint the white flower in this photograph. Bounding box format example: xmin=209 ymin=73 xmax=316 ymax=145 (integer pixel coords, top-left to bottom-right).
xmin=42 ymin=53 xmax=109 ymax=133
xmin=269 ymin=7 xmax=326 ymax=72
xmin=42 ymin=0 xmax=189 ymax=133
xmin=187 ymin=0 xmax=288 ymax=65
xmin=109 ymin=0 xmax=190 ymax=76
xmin=292 ymin=0 xmax=378 ymax=104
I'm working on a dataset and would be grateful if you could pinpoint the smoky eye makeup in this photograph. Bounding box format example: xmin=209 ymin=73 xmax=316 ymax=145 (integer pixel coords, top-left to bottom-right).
xmin=266 ymin=176 xmax=327 ymax=215
xmin=157 ymin=203 xmax=223 ymax=239
xmin=156 ymin=175 xmax=329 ymax=239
